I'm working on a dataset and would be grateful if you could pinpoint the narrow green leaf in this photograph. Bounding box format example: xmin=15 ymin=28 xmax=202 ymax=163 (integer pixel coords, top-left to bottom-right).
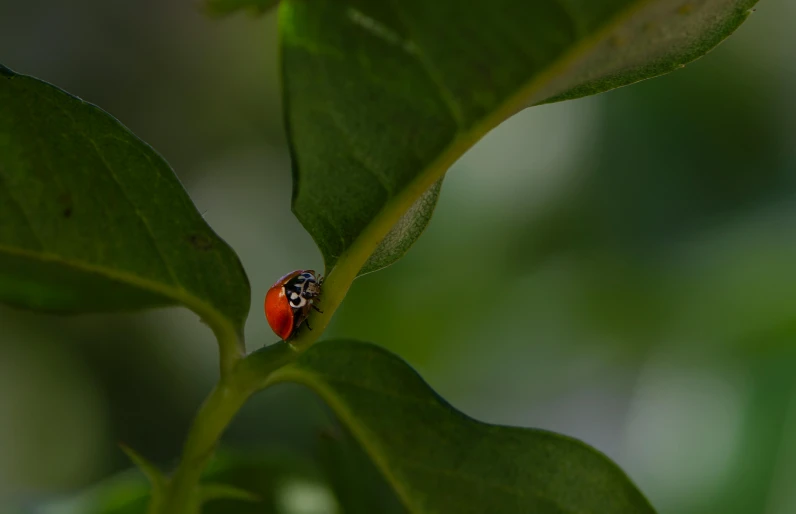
xmin=264 ymin=340 xmax=655 ymax=513
xmin=0 ymin=65 xmax=250 ymax=353
xmin=119 ymin=444 xmax=166 ymax=489
xmin=282 ymin=0 xmax=758 ymax=278
xmin=200 ymin=483 xmax=259 ymax=503
xmin=205 ymin=0 xmax=279 ymax=17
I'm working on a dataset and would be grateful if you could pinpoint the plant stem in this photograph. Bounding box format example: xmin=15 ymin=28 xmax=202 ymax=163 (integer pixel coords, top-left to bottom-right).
xmin=288 ymin=264 xmax=357 ymax=349
xmin=154 ymin=239 xmax=360 ymax=512
xmin=158 ymin=377 xmax=249 ymax=514
xmin=235 ymin=340 xmax=299 ymax=388
xmin=151 ymin=341 xmax=299 ymax=513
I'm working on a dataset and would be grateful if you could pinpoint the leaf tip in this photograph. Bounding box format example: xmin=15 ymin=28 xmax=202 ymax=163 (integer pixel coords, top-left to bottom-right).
xmin=119 ymin=442 xmax=166 ymax=488
xmin=201 ymin=483 xmax=261 ymax=503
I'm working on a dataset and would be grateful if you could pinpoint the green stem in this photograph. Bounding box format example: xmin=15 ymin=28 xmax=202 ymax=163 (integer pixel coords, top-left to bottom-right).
xmin=153 ymin=212 xmax=375 ymax=512
xmin=235 ymin=340 xmax=300 ymax=390
xmin=150 ymin=224 xmax=381 ymax=512
xmin=152 ymin=341 xmax=299 ymax=513
xmin=152 ymin=227 xmax=376 ymax=512
xmin=288 ymin=254 xmax=369 ymax=349
xmin=159 ymin=378 xmax=249 ymax=514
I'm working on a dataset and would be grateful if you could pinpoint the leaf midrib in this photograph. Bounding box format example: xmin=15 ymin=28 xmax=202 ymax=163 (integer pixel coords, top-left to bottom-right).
xmin=0 ymin=244 xmax=238 ymax=347
xmin=385 ymin=0 xmax=467 ymax=128
xmin=290 ymin=0 xmax=665 ymax=347
xmin=17 ymin=73 xmax=184 ymax=288
xmin=349 ymin=0 xmax=661 ymax=261
xmin=265 ymin=366 xmax=580 ymax=514
xmin=2 ymin=68 xmax=246 ymax=366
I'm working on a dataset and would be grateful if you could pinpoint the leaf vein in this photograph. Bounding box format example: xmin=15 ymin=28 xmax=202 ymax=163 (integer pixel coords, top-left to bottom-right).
xmin=29 ymin=89 xmax=184 ymax=289
xmin=85 ymin=136 xmax=183 ymax=289
xmin=306 ymin=371 xmax=437 ymax=406
xmin=393 ymin=456 xmax=577 ymax=512
xmin=0 ymin=176 xmax=46 ymax=251
xmin=322 ymin=109 xmax=393 ymax=196
xmin=386 ymin=0 xmax=466 ymax=130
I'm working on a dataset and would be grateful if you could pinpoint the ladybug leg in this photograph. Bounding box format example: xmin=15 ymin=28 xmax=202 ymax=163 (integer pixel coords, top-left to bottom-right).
xmin=311 ymin=304 xmax=323 ymax=313
xmin=305 ymin=320 xmax=312 ymax=331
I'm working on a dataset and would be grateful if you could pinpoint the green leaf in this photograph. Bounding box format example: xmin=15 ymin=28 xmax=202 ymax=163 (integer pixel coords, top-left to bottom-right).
xmin=205 ymin=0 xmax=279 ymax=17
xmin=282 ymin=0 xmax=758 ymax=278
xmin=360 ymin=177 xmax=443 ymax=276
xmin=0 ymin=65 xmax=250 ymax=352
xmin=262 ymin=340 xmax=655 ymax=513
xmin=316 ymin=420 xmax=406 ymax=514
xmin=119 ymin=444 xmax=166 ymax=489
xmin=200 ymin=483 xmax=259 ymax=504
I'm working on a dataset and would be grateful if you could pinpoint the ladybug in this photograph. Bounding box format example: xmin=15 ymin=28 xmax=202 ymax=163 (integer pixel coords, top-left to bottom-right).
xmin=264 ymin=270 xmax=323 ymax=340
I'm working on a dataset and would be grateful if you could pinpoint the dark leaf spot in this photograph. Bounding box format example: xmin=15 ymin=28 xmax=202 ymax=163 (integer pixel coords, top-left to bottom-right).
xmin=57 ymin=193 xmax=73 ymax=219
xmin=188 ymin=233 xmax=213 ymax=251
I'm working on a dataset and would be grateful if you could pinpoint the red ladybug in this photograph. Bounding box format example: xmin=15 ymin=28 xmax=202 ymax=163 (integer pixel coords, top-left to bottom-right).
xmin=264 ymin=269 xmax=323 ymax=340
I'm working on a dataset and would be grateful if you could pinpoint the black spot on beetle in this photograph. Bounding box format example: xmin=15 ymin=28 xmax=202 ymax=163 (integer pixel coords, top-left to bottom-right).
xmin=188 ymin=233 xmax=213 ymax=251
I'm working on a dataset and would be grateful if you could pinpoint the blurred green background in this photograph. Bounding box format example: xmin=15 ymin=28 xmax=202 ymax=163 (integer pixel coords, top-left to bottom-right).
xmin=1 ymin=1 xmax=795 ymax=513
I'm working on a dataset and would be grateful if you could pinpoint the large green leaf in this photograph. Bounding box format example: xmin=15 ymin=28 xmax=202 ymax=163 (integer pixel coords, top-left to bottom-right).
xmin=0 ymin=65 xmax=249 ymax=346
xmin=315 ymin=415 xmax=407 ymax=514
xmin=261 ymin=340 xmax=655 ymax=513
xmin=281 ymin=0 xmax=758 ymax=277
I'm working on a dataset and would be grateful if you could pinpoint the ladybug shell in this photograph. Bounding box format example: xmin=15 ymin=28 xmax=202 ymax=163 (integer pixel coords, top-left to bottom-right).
xmin=264 ymin=269 xmax=315 ymax=340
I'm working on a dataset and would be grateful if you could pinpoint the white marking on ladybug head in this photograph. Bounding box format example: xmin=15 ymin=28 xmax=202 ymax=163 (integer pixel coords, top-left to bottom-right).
xmin=288 ymin=291 xmax=307 ymax=308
